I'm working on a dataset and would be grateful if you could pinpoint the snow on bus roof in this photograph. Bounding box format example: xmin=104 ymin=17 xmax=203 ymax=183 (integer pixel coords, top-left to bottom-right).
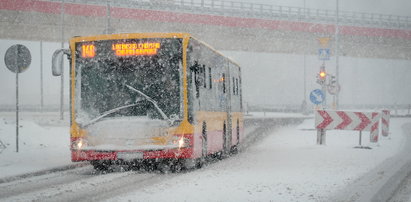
xmin=190 ymin=35 xmax=242 ymax=69
xmin=70 ymin=32 xmax=241 ymax=70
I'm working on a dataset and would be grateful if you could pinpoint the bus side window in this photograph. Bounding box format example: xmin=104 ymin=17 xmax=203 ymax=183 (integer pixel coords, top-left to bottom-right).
xmin=190 ymin=61 xmax=200 ymax=98
xmin=232 ymin=77 xmax=235 ymax=95
xmin=222 ymin=73 xmax=226 ymax=94
xmin=203 ymin=65 xmax=206 ymax=88
xmin=239 ymin=77 xmax=243 ymax=110
xmin=208 ymin=67 xmax=212 ymax=89
xmin=236 ymin=78 xmax=239 ymax=96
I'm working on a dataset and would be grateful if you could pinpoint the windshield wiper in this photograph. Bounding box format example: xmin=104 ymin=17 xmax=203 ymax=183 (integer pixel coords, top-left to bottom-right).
xmin=81 ymin=103 xmax=141 ymax=128
xmin=125 ymin=84 xmax=169 ymax=121
xmin=80 ymin=85 xmax=172 ymax=128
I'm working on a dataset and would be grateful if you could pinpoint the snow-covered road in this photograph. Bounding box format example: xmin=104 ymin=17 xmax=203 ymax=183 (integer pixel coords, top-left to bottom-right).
xmin=108 ymin=118 xmax=411 ymax=202
xmin=0 ymin=112 xmax=410 ymax=201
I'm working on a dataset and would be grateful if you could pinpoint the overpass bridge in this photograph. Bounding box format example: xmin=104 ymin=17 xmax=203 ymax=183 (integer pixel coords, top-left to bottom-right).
xmin=0 ymin=0 xmax=411 ymax=60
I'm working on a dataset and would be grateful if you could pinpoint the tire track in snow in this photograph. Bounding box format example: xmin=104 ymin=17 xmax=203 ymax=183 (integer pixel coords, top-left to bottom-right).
xmin=0 ymin=166 xmax=97 ymax=200
xmin=0 ymin=117 xmax=305 ymax=201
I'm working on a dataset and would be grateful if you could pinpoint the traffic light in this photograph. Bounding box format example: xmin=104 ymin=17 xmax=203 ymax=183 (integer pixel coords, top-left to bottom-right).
xmin=319 ymin=70 xmax=326 ymax=80
xmin=316 ymin=67 xmax=327 ymax=85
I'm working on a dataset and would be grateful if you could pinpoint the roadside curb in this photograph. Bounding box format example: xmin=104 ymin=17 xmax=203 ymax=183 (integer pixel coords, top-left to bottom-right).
xmin=0 ymin=162 xmax=89 ymax=184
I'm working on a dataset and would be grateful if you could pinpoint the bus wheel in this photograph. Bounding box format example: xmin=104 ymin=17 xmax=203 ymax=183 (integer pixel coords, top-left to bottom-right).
xmin=199 ymin=122 xmax=208 ymax=168
xmin=220 ymin=121 xmax=227 ymax=159
xmin=231 ymin=119 xmax=240 ymax=154
xmin=237 ymin=119 xmax=240 ymax=144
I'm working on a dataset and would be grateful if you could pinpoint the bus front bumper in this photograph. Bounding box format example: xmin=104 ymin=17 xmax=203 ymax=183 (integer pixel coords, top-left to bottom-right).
xmin=71 ymin=147 xmax=193 ymax=162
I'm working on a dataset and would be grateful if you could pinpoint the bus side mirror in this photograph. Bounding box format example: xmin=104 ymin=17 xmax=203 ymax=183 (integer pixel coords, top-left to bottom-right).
xmin=52 ymin=49 xmax=70 ymax=76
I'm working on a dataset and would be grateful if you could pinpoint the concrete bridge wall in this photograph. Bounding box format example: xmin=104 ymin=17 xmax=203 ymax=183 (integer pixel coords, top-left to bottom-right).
xmin=0 ymin=0 xmax=410 ymax=60
xmin=1 ymin=0 xmax=410 ymax=109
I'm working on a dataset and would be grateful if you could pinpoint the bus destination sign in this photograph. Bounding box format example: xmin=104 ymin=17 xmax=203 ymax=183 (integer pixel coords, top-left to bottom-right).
xmin=80 ymin=42 xmax=161 ymax=58
xmin=112 ymin=42 xmax=160 ymax=56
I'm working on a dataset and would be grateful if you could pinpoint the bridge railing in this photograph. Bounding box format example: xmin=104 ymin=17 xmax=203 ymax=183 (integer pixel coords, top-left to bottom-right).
xmin=47 ymin=0 xmax=411 ymax=30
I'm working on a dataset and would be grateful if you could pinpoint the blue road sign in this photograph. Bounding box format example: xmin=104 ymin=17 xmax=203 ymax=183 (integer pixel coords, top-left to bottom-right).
xmin=310 ymin=89 xmax=325 ymax=105
xmin=318 ymin=49 xmax=330 ymax=60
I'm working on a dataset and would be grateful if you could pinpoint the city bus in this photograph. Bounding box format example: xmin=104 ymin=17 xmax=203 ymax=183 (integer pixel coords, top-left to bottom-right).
xmin=52 ymin=33 xmax=243 ymax=171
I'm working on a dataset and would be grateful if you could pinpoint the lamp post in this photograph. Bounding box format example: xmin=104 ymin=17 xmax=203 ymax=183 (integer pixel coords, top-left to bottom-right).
xmin=302 ymin=0 xmax=307 ymax=114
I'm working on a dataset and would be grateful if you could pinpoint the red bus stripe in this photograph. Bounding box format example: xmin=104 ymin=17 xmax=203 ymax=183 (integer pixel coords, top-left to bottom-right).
xmin=1 ymin=0 xmax=411 ymax=39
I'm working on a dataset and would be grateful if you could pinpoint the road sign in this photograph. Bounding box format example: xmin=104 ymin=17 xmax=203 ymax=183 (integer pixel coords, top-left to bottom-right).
xmin=327 ymin=83 xmax=341 ymax=95
xmin=318 ymin=37 xmax=330 ymax=48
xmin=318 ymin=49 xmax=330 ymax=60
xmin=4 ymin=44 xmax=31 ymax=73
xmin=4 ymin=44 xmax=31 ymax=153
xmin=381 ymin=110 xmax=390 ymax=137
xmin=315 ymin=110 xmax=380 ymax=142
xmin=310 ymin=89 xmax=325 ymax=105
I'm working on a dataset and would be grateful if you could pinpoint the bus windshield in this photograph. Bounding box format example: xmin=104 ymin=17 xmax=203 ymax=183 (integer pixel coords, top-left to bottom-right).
xmin=74 ymin=38 xmax=183 ymax=125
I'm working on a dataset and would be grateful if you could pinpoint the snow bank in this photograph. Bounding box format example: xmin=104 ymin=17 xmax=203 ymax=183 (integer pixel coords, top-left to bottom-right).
xmin=0 ymin=112 xmax=71 ymax=178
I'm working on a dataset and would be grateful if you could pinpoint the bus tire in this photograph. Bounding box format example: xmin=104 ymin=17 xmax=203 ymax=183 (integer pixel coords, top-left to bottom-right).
xmin=231 ymin=119 xmax=240 ymax=154
xmin=221 ymin=121 xmax=228 ymax=159
xmin=199 ymin=122 xmax=207 ymax=167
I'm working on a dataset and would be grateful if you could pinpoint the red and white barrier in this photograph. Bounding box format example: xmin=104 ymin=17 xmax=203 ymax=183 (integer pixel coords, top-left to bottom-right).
xmin=381 ymin=110 xmax=390 ymax=137
xmin=315 ymin=110 xmax=380 ymax=143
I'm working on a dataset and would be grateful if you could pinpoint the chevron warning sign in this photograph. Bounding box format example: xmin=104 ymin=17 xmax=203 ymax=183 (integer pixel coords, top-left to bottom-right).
xmin=315 ymin=110 xmax=380 ymax=142
xmin=381 ymin=110 xmax=390 ymax=137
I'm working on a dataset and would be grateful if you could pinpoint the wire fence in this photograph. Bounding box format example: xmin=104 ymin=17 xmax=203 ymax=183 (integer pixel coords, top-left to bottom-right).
xmin=46 ymin=0 xmax=411 ymax=30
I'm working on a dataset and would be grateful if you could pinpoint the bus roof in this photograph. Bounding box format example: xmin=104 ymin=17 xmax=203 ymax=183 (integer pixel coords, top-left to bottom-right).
xmin=70 ymin=32 xmax=241 ymax=70
xmin=70 ymin=32 xmax=191 ymax=43
xmin=190 ymin=36 xmax=242 ymax=69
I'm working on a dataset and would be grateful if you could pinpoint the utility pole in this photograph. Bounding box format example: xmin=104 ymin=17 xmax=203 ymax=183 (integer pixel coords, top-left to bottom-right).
xmin=60 ymin=0 xmax=65 ymax=120
xmin=303 ymin=0 xmax=306 ymax=101
xmin=105 ymin=0 xmax=111 ymax=34
xmin=335 ymin=0 xmax=340 ymax=109
xmin=40 ymin=41 xmax=44 ymax=112
xmin=320 ymin=64 xmax=327 ymax=108
xmin=302 ymin=0 xmax=307 ymax=114
xmin=304 ymin=55 xmax=306 ymax=102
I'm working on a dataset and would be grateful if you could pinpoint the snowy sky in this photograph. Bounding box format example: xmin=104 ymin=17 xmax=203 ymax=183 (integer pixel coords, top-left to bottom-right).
xmin=237 ymin=0 xmax=411 ymax=16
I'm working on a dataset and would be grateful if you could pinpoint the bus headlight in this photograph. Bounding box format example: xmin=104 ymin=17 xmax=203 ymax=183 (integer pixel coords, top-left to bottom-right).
xmin=172 ymin=136 xmax=191 ymax=148
xmin=71 ymin=138 xmax=88 ymax=150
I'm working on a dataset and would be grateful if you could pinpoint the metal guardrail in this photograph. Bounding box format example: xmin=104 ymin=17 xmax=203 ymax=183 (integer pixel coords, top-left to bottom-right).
xmin=247 ymin=104 xmax=411 ymax=114
xmin=44 ymin=0 xmax=411 ymax=30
